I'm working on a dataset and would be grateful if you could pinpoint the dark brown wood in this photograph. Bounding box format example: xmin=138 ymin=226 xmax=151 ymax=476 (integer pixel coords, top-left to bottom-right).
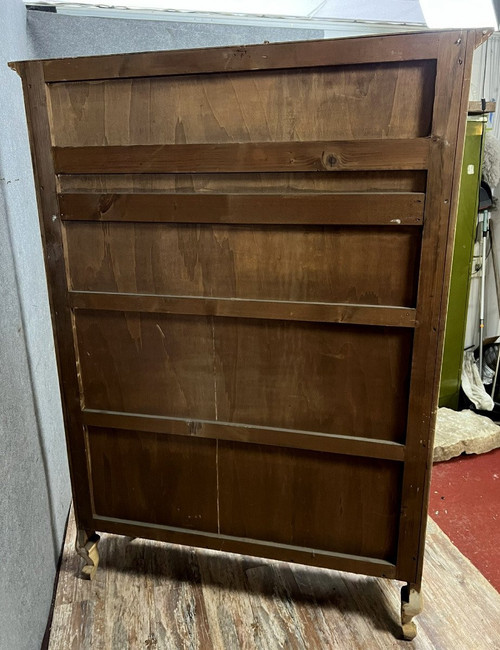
xmin=395 ymin=30 xmax=474 ymax=585
xmin=88 ymin=427 xmax=218 ymax=532
xmin=47 ymin=61 xmax=435 ymax=147
xmin=38 ymin=32 xmax=440 ymax=83
xmin=12 ymin=30 xmax=483 ymax=637
xmin=53 ymin=140 xmax=431 ymax=174
xmin=81 ymin=409 xmax=406 ymax=461
xmin=17 ymin=62 xmax=94 ymax=531
xmin=217 ymin=441 xmax=402 ymax=561
xmin=92 ymin=515 xmax=397 ymax=579
xmin=58 ymin=192 xmax=425 ymax=226
xmin=69 ymin=292 xmax=417 ymax=327
xmin=64 ymin=222 xmax=421 ymax=307
xmin=74 ymin=311 xmax=412 ymax=442
xmin=58 ymin=171 xmax=429 ymax=194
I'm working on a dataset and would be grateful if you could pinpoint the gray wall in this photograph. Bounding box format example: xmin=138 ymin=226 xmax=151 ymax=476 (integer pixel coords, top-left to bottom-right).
xmin=0 ymin=2 xmax=70 ymax=650
xmin=0 ymin=5 xmax=322 ymax=649
xmin=27 ymin=10 xmax=322 ymax=58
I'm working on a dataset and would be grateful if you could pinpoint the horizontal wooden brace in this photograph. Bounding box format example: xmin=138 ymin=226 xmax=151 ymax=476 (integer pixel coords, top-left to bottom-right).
xmin=53 ymin=140 xmax=431 ymax=174
xmin=82 ymin=408 xmax=405 ymax=462
xmin=59 ymin=191 xmax=425 ymax=225
xmin=38 ymin=33 xmax=440 ymax=83
xmin=69 ymin=291 xmax=416 ymax=327
xmin=92 ymin=515 xmax=396 ymax=579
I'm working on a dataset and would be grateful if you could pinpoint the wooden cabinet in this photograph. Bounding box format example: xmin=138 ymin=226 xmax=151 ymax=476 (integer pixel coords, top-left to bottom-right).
xmin=11 ymin=28 xmax=487 ymax=639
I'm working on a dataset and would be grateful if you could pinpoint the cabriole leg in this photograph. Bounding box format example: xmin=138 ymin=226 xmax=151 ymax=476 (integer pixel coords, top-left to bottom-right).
xmin=401 ymin=583 xmax=423 ymax=641
xmin=76 ymin=528 xmax=100 ymax=580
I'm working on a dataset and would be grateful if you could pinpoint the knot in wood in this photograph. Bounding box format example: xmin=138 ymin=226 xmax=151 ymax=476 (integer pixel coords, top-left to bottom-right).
xmin=323 ymin=152 xmax=338 ymax=168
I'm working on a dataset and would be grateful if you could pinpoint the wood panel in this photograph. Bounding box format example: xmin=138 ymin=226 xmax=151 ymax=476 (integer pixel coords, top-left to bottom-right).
xmin=218 ymin=442 xmax=402 ymax=561
xmin=14 ymin=61 xmax=95 ymax=532
xmin=396 ymin=30 xmax=476 ymax=585
xmin=69 ymin=293 xmax=416 ymax=328
xmin=59 ymin=192 xmax=425 ymax=225
xmin=53 ymin=139 xmax=431 ymax=175
xmin=88 ymin=427 xmax=218 ymax=532
xmin=81 ymin=409 xmax=406 ymax=461
xmin=48 ymin=61 xmax=435 ymax=147
xmin=57 ymin=171 xmax=428 ymax=194
xmin=75 ymin=311 xmax=413 ymax=442
xmin=64 ymin=222 xmax=421 ymax=307
xmin=41 ymin=32 xmax=441 ymax=82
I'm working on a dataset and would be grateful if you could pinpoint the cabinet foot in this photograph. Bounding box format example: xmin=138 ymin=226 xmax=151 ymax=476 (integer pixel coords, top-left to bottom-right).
xmin=401 ymin=583 xmax=423 ymax=641
xmin=76 ymin=529 xmax=100 ymax=580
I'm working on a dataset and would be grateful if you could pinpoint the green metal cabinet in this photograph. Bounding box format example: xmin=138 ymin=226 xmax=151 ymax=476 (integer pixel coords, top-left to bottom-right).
xmin=439 ymin=119 xmax=485 ymax=408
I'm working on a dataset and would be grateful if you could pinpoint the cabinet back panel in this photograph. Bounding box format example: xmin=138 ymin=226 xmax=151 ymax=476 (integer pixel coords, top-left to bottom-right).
xmin=218 ymin=441 xmax=402 ymax=561
xmin=48 ymin=61 xmax=436 ymax=147
xmin=65 ymin=222 xmax=421 ymax=307
xmin=75 ymin=311 xmax=412 ymax=441
xmin=88 ymin=427 xmax=218 ymax=532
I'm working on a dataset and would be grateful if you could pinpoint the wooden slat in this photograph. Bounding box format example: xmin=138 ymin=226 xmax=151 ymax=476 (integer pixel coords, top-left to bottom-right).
xmin=69 ymin=291 xmax=416 ymax=327
xmin=92 ymin=515 xmax=396 ymax=579
xmin=468 ymin=100 xmax=496 ymax=114
xmin=53 ymin=140 xmax=431 ymax=175
xmin=59 ymin=192 xmax=425 ymax=225
xmin=81 ymin=409 xmax=406 ymax=462
xmin=36 ymin=33 xmax=440 ymax=83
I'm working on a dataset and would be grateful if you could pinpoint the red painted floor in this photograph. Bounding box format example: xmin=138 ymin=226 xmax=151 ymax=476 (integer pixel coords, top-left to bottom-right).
xmin=429 ymin=447 xmax=500 ymax=591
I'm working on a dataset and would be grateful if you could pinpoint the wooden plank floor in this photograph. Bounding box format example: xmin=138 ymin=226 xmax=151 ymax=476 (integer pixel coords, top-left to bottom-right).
xmin=48 ymin=507 xmax=500 ymax=649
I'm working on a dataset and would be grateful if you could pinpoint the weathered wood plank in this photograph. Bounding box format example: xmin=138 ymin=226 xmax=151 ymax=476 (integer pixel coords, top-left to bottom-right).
xmin=58 ymin=192 xmax=425 ymax=225
xmin=69 ymin=291 xmax=417 ymax=327
xmin=48 ymin=509 xmax=500 ymax=650
xmin=81 ymin=408 xmax=406 ymax=461
xmin=53 ymin=140 xmax=431 ymax=174
xmin=37 ymin=33 xmax=441 ymax=83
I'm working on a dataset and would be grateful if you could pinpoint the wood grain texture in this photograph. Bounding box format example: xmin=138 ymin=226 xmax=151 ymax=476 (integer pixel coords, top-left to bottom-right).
xmin=69 ymin=293 xmax=417 ymax=328
xmin=88 ymin=428 xmax=401 ymax=562
xmin=396 ymin=30 xmax=474 ymax=586
xmin=58 ymin=192 xmax=425 ymax=225
xmin=75 ymin=312 xmax=413 ymax=442
xmin=40 ymin=32 xmax=441 ymax=82
xmin=81 ymin=409 xmax=406 ymax=461
xmin=47 ymin=62 xmax=435 ymax=146
xmin=16 ymin=61 xmax=94 ymax=531
xmin=64 ymin=222 xmax=421 ymax=307
xmin=14 ymin=30 xmax=483 ymax=609
xmin=217 ymin=441 xmax=402 ymax=561
xmin=53 ymin=139 xmax=431 ymax=174
xmin=48 ymin=507 xmax=500 ymax=650
xmin=88 ymin=427 xmax=218 ymax=532
xmin=57 ymin=171 xmax=428 ymax=194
